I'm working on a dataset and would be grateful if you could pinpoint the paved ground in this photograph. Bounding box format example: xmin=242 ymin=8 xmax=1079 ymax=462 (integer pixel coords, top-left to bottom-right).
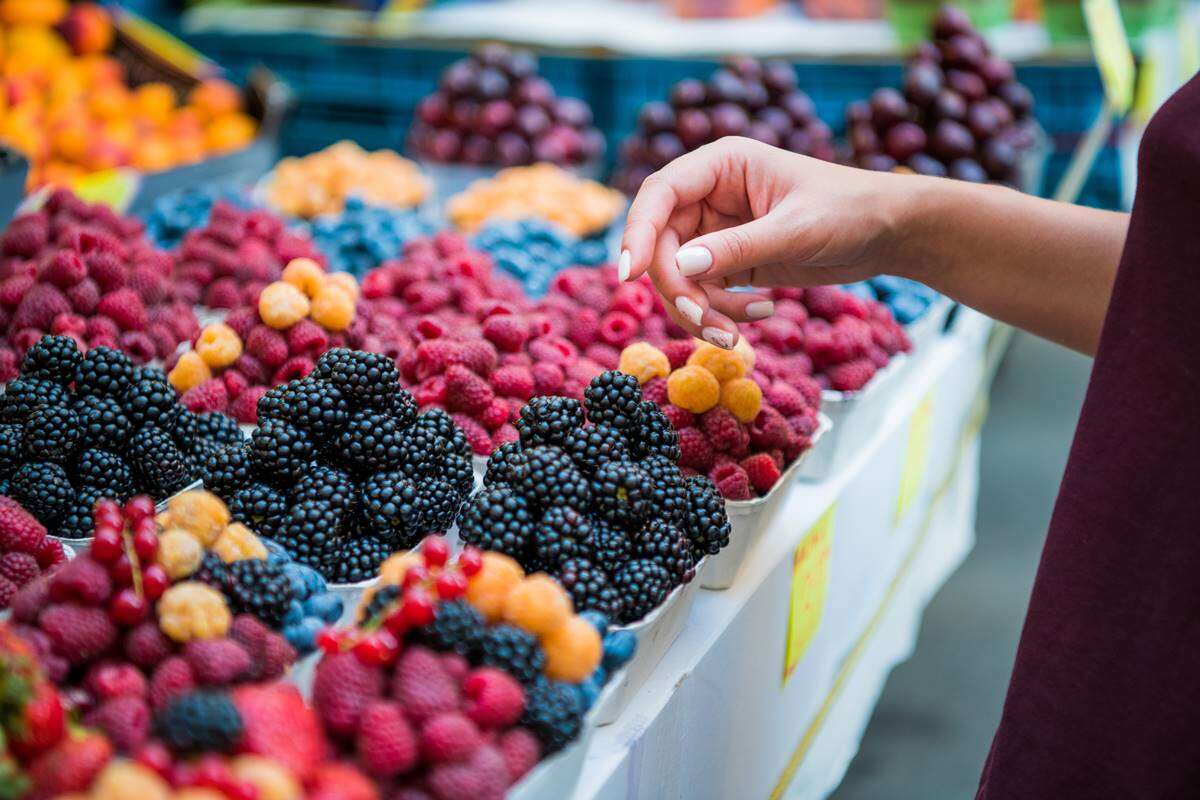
xmin=831 ymin=332 xmax=1093 ymax=800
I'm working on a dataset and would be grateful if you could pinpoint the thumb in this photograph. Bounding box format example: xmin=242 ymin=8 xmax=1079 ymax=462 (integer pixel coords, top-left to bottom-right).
xmin=673 ymin=212 xmax=798 ymax=283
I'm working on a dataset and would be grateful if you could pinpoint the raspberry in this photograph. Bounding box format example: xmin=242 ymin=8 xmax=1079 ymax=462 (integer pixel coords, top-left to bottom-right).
xmin=677 ymin=427 xmax=714 ymax=472
xmin=710 ymin=461 xmax=753 ymax=500
xmin=40 ymin=603 xmax=119 ymax=664
xmin=0 ymin=552 xmax=39 ymax=587
xmin=392 ymin=646 xmax=460 ymax=723
xmin=421 ymin=711 xmax=484 ymax=763
xmin=661 ymin=403 xmax=695 ymax=430
xmin=97 ymin=288 xmax=148 ymax=331
xmin=481 ymin=314 xmax=528 ymax=352
xmin=641 ymin=376 xmax=668 ymax=405
xmin=445 ymin=364 xmax=495 ymax=415
xmin=36 ymin=537 xmax=64 ymax=569
xmin=490 ymin=365 xmax=534 ymax=400
xmin=666 ymin=364 xmax=720 ymax=414
xmin=478 ymin=398 xmax=510 ymax=431
xmin=49 ymin=557 xmax=111 ymax=604
xmin=742 ymin=452 xmax=782 ymax=493
xmin=498 ymin=728 xmax=541 ymax=782
xmin=764 ymin=381 xmax=808 ymax=416
xmin=85 ymin=695 xmax=152 ymax=753
xmin=454 ymin=339 xmax=498 ymax=376
xmin=750 ymin=405 xmax=792 ymax=450
xmin=40 ymin=250 xmax=86 ymax=289
xmin=158 ymin=582 xmax=232 ymax=643
xmin=803 ymin=285 xmax=843 ymax=321
xmin=0 ymin=496 xmax=47 ymax=552
xmin=286 ymin=317 xmax=328 ymax=355
xmin=757 ymin=317 xmax=804 ymax=352
xmin=124 ymin=622 xmax=175 ymax=670
xmin=272 ymin=355 xmax=315 ymax=384
xmin=259 ymin=281 xmax=310 ymax=329
xmin=530 ymin=362 xmax=564 ymax=395
xmin=357 ymin=700 xmax=418 ymax=779
xmin=826 ymin=358 xmax=877 ymax=391
xmin=119 ymin=331 xmax=158 ymax=364
xmin=244 ymin=325 xmax=288 ymax=369
xmin=463 ymin=668 xmax=526 ymax=729
xmin=0 ymin=577 xmax=15 ymax=608
xmin=426 ymin=745 xmax=510 ymax=800
xmin=11 ymin=284 xmax=71 ymax=332
xmin=180 ymin=379 xmax=229 ymax=414
xmin=183 ymin=638 xmax=253 ymax=686
xmin=0 ymin=275 xmax=33 ymax=310
xmin=281 ymin=257 xmax=325 ymax=296
xmin=229 ymin=386 xmax=267 ymax=424
xmin=312 ymin=651 xmax=384 ymax=737
xmin=527 ymin=336 xmax=577 ymax=367
xmin=598 ymin=311 xmax=638 ymax=348
xmin=719 ymin=377 xmax=763 ymax=423
xmin=701 ymin=407 xmax=750 ymax=455
xmin=149 ymin=656 xmax=196 ymax=711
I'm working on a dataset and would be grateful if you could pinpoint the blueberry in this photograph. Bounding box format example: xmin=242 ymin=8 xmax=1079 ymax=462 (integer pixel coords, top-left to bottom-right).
xmin=285 ymin=616 xmax=325 ymax=654
xmin=283 ymin=564 xmax=309 ymax=599
xmin=284 ymin=599 xmax=304 ymax=627
xmin=843 ymin=281 xmax=877 ymax=301
xmin=304 ymin=592 xmax=344 ymax=624
xmin=262 ymin=537 xmax=291 ymax=565
xmin=891 ymin=294 xmax=928 ymax=324
xmin=577 ymin=668 xmax=606 ymax=711
xmin=579 ymin=610 xmax=609 ymax=635
xmin=299 ymin=565 xmax=326 ymax=595
xmin=602 ymin=630 xmax=637 ymax=670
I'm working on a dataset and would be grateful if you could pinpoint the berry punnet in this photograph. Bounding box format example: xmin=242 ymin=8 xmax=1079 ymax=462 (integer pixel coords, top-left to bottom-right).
xmin=200 ymin=348 xmax=473 ymax=584
xmin=0 ymin=335 xmax=237 ymax=538
xmin=462 ymin=371 xmax=733 ymax=623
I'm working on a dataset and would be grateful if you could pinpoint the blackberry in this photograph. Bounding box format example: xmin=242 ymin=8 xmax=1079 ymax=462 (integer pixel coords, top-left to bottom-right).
xmin=220 ymin=559 xmax=292 ymax=627
xmin=275 ymin=499 xmax=343 ymax=568
xmin=10 ymin=462 xmax=72 ymax=524
xmin=127 ymin=425 xmax=194 ymax=496
xmin=583 ymin=521 xmax=631 ymax=575
xmin=639 ymin=454 xmax=689 ymax=524
xmin=74 ymin=395 xmax=132 ymax=451
xmin=335 ymin=409 xmax=402 ymax=474
xmin=123 ymin=378 xmax=177 ymax=428
xmin=556 ymin=557 xmax=622 ymax=619
xmin=256 ymin=385 xmax=289 ymax=423
xmin=133 ymin=366 xmax=170 ymax=386
xmin=1 ymin=377 xmax=69 ymax=422
xmin=415 ymin=477 xmax=464 ymax=533
xmin=396 ymin=417 xmax=454 ymax=479
xmin=521 ymin=679 xmax=583 ymax=754
xmin=192 ymin=552 xmax=229 ymax=586
xmin=515 ymin=396 xmax=584 ymax=448
xmin=388 ymin=388 xmax=419 ymax=428
xmin=193 ymin=412 xmax=243 ymax=448
xmin=358 ymin=471 xmax=422 ymax=547
xmin=483 ymin=441 xmax=524 ymax=487
xmin=590 ymin=461 xmax=652 ymax=528
xmin=632 ymin=401 xmax=681 ymax=462
xmin=512 ymin=445 xmax=590 ymax=512
xmin=250 ymin=418 xmax=315 ymax=480
xmin=72 ymin=346 xmax=133 ymax=398
xmin=323 ymin=535 xmax=392 ymax=583
xmin=442 ymin=452 xmax=475 ymax=498
xmin=611 ymin=559 xmax=673 ymax=623
xmin=293 ymin=464 xmax=356 ymax=516
xmin=456 ymin=486 xmax=534 ymax=561
xmin=636 ymin=519 xmax=696 ymax=583
xmin=414 ymin=408 xmax=471 ymax=460
xmin=414 ymin=598 xmax=486 ymax=658
xmin=283 ymin=377 xmax=349 ymax=441
xmin=21 ymin=405 xmax=80 ymax=463
xmin=684 ymin=476 xmax=731 ymax=555
xmin=154 ymin=691 xmax=243 ymax=754
xmin=562 ymin=423 xmax=628 ymax=474
xmin=531 ymin=506 xmax=591 ymax=571
xmin=163 ymin=406 xmax=199 ymax=452
xmin=314 ymin=349 xmax=400 ymax=409
xmin=73 ymin=449 xmax=134 ymax=501
xmin=584 ymin=371 xmax=643 ymax=430
xmin=200 ymin=443 xmax=250 ymax=494
xmin=476 ymin=625 xmax=545 ymax=686
xmin=20 ymin=335 xmax=80 ymax=383
xmin=0 ymin=424 xmax=19 ymax=477
xmin=227 ymin=483 xmax=289 ymax=539
xmin=358 ymin=584 xmax=401 ymax=625
xmin=55 ymin=489 xmax=101 ymax=539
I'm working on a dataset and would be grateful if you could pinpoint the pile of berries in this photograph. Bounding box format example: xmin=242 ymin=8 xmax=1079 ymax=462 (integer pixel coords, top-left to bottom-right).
xmin=1 ymin=335 xmax=240 ymax=539
xmin=846 ymin=6 xmax=1037 ymax=183
xmin=473 ymin=217 xmax=611 ymax=298
xmin=168 ymin=259 xmax=362 ymax=422
xmin=613 ymin=56 xmax=836 ymax=194
xmin=0 ymin=621 xmax=71 ymax=798
xmin=143 ymin=184 xmax=256 ymax=250
xmin=845 ymin=276 xmax=942 ymax=325
xmin=171 ymin=202 xmax=326 ymax=309
xmin=461 ymin=370 xmax=732 ymax=623
xmin=305 ymin=196 xmax=436 ymax=278
xmin=0 ymin=496 xmax=67 ymax=607
xmin=623 ymin=340 xmax=822 ymax=499
xmin=200 ymin=348 xmax=474 ymax=583
xmin=408 ymin=44 xmax=604 ymax=168
xmin=265 ymin=139 xmax=430 ymax=219
xmin=0 ymin=189 xmax=200 ymax=376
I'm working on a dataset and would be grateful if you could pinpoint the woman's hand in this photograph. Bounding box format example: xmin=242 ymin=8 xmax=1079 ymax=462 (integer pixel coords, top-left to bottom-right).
xmin=620 ymin=136 xmax=918 ymax=348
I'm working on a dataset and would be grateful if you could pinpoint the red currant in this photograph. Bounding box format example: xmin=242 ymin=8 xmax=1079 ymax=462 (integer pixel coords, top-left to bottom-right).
xmin=110 ymin=553 xmax=133 ymax=586
xmin=123 ymin=495 xmax=156 ymax=522
xmin=109 ymin=588 xmax=148 ymax=626
xmin=383 ymin=609 xmax=409 ymax=635
xmin=133 ymin=742 xmax=174 ymax=777
xmin=353 ymin=630 xmax=399 ymax=666
xmin=141 ymin=564 xmax=169 ymax=600
xmin=90 ymin=526 xmax=123 ymax=564
xmin=401 ymin=588 xmax=436 ymax=627
xmin=458 ymin=546 xmax=484 ymax=576
xmin=421 ymin=535 xmax=450 ymax=568
xmin=315 ymin=627 xmax=342 ymax=655
xmin=191 ymin=754 xmax=233 ymax=789
xmin=93 ymin=499 xmax=122 ymax=530
xmin=132 ymin=527 xmax=158 ymax=561
xmin=436 ymin=570 xmax=468 ymax=600
xmin=402 ymin=564 xmax=429 ymax=589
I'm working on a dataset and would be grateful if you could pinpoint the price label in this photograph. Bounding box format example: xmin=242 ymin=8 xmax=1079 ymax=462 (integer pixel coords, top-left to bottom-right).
xmin=782 ymin=504 xmax=834 ymax=685
xmin=895 ymin=392 xmax=934 ymax=524
xmin=1083 ymin=0 xmax=1136 ymax=115
xmin=69 ymin=169 xmax=140 ymax=213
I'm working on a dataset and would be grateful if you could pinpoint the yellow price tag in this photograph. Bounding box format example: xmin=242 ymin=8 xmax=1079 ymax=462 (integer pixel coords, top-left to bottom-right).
xmin=70 ymin=169 xmax=140 ymax=213
xmin=895 ymin=392 xmax=934 ymax=523
xmin=1083 ymin=0 xmax=1136 ymax=115
xmin=782 ymin=504 xmax=834 ymax=685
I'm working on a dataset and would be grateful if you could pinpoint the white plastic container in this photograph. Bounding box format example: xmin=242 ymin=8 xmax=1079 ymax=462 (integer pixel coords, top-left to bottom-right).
xmin=700 ymin=415 xmax=831 ymax=591
xmin=593 ymin=560 xmax=705 ymax=726
xmin=328 ymin=576 xmax=379 ymax=627
xmin=799 ymin=355 xmax=907 ymax=482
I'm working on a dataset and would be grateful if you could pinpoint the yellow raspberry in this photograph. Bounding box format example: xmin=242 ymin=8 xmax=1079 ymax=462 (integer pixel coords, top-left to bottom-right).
xmin=734 ymin=336 xmax=756 ymax=371
xmin=165 ymin=491 xmax=230 ymax=547
xmin=542 ymin=615 xmax=602 ymax=683
xmin=281 ymin=257 xmax=325 ymax=297
xmin=309 ymin=285 xmax=355 ymax=332
xmin=720 ymin=377 xmax=763 ymax=423
xmin=168 ymin=351 xmax=212 ymax=393
xmin=212 ymin=523 xmax=267 ymax=563
xmin=666 ymin=365 xmax=720 ymax=414
xmin=258 ymin=281 xmax=310 ymax=330
xmin=503 ymin=574 xmax=572 ymax=637
xmin=158 ymin=582 xmax=231 ymax=642
xmin=687 ymin=341 xmax=747 ymax=383
xmin=194 ymin=323 xmax=243 ymax=369
xmin=326 ymin=271 xmax=360 ymax=301
xmin=92 ymin=761 xmax=171 ymax=800
xmin=157 ymin=528 xmax=204 ymax=580
xmin=466 ymin=552 xmax=525 ymax=623
xmin=378 ymin=551 xmax=422 ymax=586
xmin=618 ymin=343 xmax=670 ymax=385
xmin=229 ymin=756 xmax=303 ymax=800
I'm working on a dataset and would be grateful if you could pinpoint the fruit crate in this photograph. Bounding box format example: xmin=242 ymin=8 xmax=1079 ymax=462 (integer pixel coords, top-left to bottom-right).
xmin=799 ymin=353 xmax=908 ymax=481
xmin=700 ymin=414 xmax=832 ymax=590
xmin=592 ymin=557 xmax=706 ymax=726
xmin=0 ymin=149 xmax=28 ymax=230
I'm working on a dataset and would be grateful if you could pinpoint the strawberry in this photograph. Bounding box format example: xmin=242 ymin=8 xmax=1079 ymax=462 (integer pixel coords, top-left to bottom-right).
xmin=26 ymin=732 xmax=113 ymax=800
xmin=232 ymin=683 xmax=329 ymax=783
xmin=10 ymin=682 xmax=65 ymax=757
xmin=356 ymin=700 xmax=418 ymax=778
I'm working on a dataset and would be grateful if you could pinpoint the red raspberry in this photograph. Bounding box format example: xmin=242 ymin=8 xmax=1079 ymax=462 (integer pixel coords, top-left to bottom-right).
xmin=826 ymin=358 xmax=877 ymax=392
xmin=11 ymin=284 xmax=70 ymax=331
xmin=426 ymin=745 xmax=509 ymax=800
xmin=40 ymin=604 xmax=118 ymax=665
xmin=287 ymin=318 xmax=328 ymax=356
xmin=481 ymin=314 xmax=529 ymax=353
xmin=741 ymin=453 xmax=782 ymax=494
xmin=527 ymin=336 xmax=576 ymax=367
xmin=866 ymin=345 xmax=890 ymax=368
xmin=312 ymin=651 xmax=385 ymax=738
xmin=48 ymin=558 xmax=110 ymax=604
xmin=749 ymin=405 xmax=791 ymax=450
xmin=0 ymin=552 xmax=39 ymax=587
xmin=246 ymin=325 xmax=288 ymax=369
xmin=445 ymin=364 xmax=494 ymax=415
xmin=0 ymin=497 xmax=47 ymax=553
xmin=255 ymin=630 xmax=296 ymax=681
xmin=222 ymin=369 xmax=249 ymax=400
xmin=661 ymin=403 xmax=695 ymax=430
xmin=793 ymin=374 xmax=822 ymax=408
xmin=701 ymin=407 xmax=750 ymax=455
xmin=660 ymin=339 xmax=695 ymax=370
xmin=229 ymin=386 xmax=268 ymax=424
xmin=564 ymin=306 xmax=600 ymax=349
xmin=598 ymin=311 xmax=638 ymax=348
xmin=233 ymin=353 xmax=268 ymax=384
xmin=129 ymin=265 xmax=167 ymax=305
xmin=454 ymin=339 xmax=498 ymax=376
xmin=97 ymin=288 xmax=148 ymax=331
xmin=184 ymin=638 xmax=252 ymax=686
xmin=498 ymin=728 xmax=541 ymax=782
xmin=203 ymin=277 xmax=242 ymax=309
xmin=145 ymin=322 xmax=179 ymax=360
xmin=802 ymin=285 xmax=843 ymax=321
xmin=0 ymin=349 xmax=15 ymax=383
xmin=412 ymin=375 xmax=447 ymax=407
xmin=710 ymin=462 xmax=753 ymax=500
xmin=0 ymin=274 xmax=34 ymax=310
xmin=531 ymin=362 xmax=564 ymax=395
xmin=404 ymin=281 xmax=453 ymax=313
xmin=757 ymin=317 xmax=803 ymax=352
xmin=833 ymin=315 xmax=873 ymax=355
xmin=413 ymin=338 xmax=461 ymax=381
xmin=273 ymin=356 xmax=315 ymax=384
xmin=392 ymin=646 xmax=460 ymax=724
xmin=641 ymin=376 xmax=668 ymax=406
xmin=357 ymin=700 xmax=418 ymax=779
xmin=611 ymin=282 xmax=655 ymax=319
xmin=493 ymin=422 xmax=518 ymax=447
xmin=490 ymin=365 xmax=534 ymax=400
xmin=764 ymin=382 xmax=808 ymax=416
xmin=84 ymin=661 xmax=148 ymax=701
xmin=678 ymin=426 xmax=714 ymax=472
xmin=584 ymin=343 xmax=620 ymax=370
xmin=1 ymin=213 xmax=48 ymax=257
xmin=119 ymin=331 xmax=157 ymax=364
xmin=451 ymin=413 xmax=493 ymax=456
xmin=41 ymin=250 xmax=86 ymax=288
xmin=462 ymin=668 xmax=525 ymax=728
xmin=149 ymin=657 xmax=196 ymax=712
xmin=83 ymin=251 xmax=127 ymax=293
xmin=361 ymin=268 xmax=394 ymax=299
xmin=774 ymin=298 xmax=809 ymax=326
xmin=181 ymin=379 xmax=229 ymax=414
xmin=85 ymin=696 xmax=151 ymax=753
xmin=224 ymin=306 xmax=258 ymax=340
xmin=420 ymin=712 xmax=483 ymax=763
xmin=124 ymin=622 xmax=174 ymax=670
xmin=35 ymin=536 xmax=64 ymax=569
xmin=478 ymin=398 xmax=510 ymax=431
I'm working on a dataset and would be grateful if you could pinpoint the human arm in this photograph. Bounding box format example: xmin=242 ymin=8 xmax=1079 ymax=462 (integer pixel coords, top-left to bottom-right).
xmin=620 ymin=136 xmax=1128 ymax=355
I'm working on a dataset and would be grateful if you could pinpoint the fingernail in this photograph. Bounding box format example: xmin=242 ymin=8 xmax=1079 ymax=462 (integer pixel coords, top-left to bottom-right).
xmin=746 ymin=300 xmax=774 ymax=320
xmin=675 ymin=246 xmax=713 ymax=277
xmin=703 ymin=326 xmax=735 ymax=350
xmin=617 ymin=249 xmax=632 ymax=282
xmin=675 ymin=296 xmax=703 ymax=327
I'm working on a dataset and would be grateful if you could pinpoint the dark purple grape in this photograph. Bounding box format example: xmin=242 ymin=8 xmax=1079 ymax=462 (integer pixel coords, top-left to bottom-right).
xmin=554 ymin=97 xmax=593 ymax=129
xmin=430 ymin=129 xmax=461 ymax=162
xmin=810 ymin=140 xmax=836 ymax=161
xmin=869 ymin=88 xmax=910 ymax=129
xmin=904 ymin=63 xmax=943 ymax=108
xmin=780 ymin=91 xmax=817 ymax=125
xmin=946 ymin=69 xmax=987 ymax=103
xmin=845 ymin=100 xmax=872 ymax=125
xmin=999 ymin=121 xmax=1036 ymax=150
xmin=515 ymin=76 xmax=555 ymax=107
xmin=754 ymin=107 xmax=793 ymax=138
xmin=514 ymin=105 xmax=551 ymax=138
xmin=983 ymin=97 xmax=1014 ymax=129
xmin=441 ymin=60 xmax=477 ymax=96
xmin=449 ymin=99 xmax=479 ymax=131
xmin=742 ymin=81 xmax=769 ymax=111
xmin=940 ymin=34 xmax=987 ymax=69
xmin=996 ymin=81 xmax=1034 ymax=119
xmin=785 ymin=128 xmax=812 ymax=154
xmin=638 ymin=102 xmax=676 ymax=135
xmin=978 ymin=55 xmax=1015 ymax=91
xmin=649 ymin=131 xmax=685 ymax=167
xmin=933 ymin=6 xmax=975 ymax=40
xmin=709 ymin=103 xmax=749 ymax=138
xmin=496 ymin=132 xmax=532 ymax=166
xmin=980 ymin=138 xmax=1017 ymax=180
xmin=930 ymin=119 xmax=975 ymax=161
xmin=506 ymin=50 xmax=539 ymax=80
xmin=670 ymin=79 xmax=707 ymax=109
xmin=727 ymin=56 xmax=763 ymax=80
xmin=763 ymin=60 xmax=798 ymax=96
xmin=474 ymin=68 xmax=511 ymax=102
xmin=417 ymin=93 xmax=449 ymax=126
xmin=461 ymin=134 xmax=495 ymax=165
xmin=745 ymin=121 xmax=780 ymax=147
xmin=476 ymin=43 xmax=512 ymax=69
xmin=581 ymin=129 xmax=606 ymax=161
xmin=806 ymin=119 xmax=832 ymax=142
xmin=534 ymin=125 xmax=583 ymax=164
xmin=478 ymin=100 xmax=515 ymax=136
xmin=676 ymin=108 xmax=713 ymax=149
xmin=617 ymin=165 xmax=653 ymax=195
xmin=884 ymin=121 xmax=927 ymax=162
xmin=707 ymin=69 xmax=747 ymax=104
xmin=930 ymin=89 xmax=967 ymax=122
xmin=948 ymin=158 xmax=987 ymax=182
xmin=859 ymin=153 xmax=897 ymax=172
xmin=849 ymin=123 xmax=879 ymax=155
xmin=907 ymin=153 xmax=947 ymax=177
xmin=912 ymin=41 xmax=943 ymax=64
xmin=965 ymin=102 xmax=999 ymax=140
xmin=620 ymin=135 xmax=647 ymax=164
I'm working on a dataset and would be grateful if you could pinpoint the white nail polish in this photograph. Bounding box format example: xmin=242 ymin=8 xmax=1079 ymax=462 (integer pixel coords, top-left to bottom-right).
xmin=703 ymin=327 xmax=735 ymax=350
xmin=675 ymin=296 xmax=703 ymax=327
xmin=675 ymin=246 xmax=713 ymax=277
xmin=746 ymin=300 xmax=774 ymax=320
xmin=617 ymin=250 xmax=631 ymax=282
